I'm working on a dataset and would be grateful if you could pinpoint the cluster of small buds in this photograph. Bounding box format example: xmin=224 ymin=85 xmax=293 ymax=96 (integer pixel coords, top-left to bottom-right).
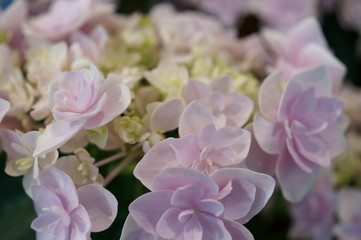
xmin=0 ymin=0 xmax=359 ymax=240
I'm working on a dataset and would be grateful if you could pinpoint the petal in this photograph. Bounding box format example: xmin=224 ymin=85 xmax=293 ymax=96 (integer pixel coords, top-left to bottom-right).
xmin=171 ymin=185 xmax=205 ymax=208
xmin=178 ymin=101 xmax=215 ymax=137
xmin=184 ymin=216 xmax=203 ymax=240
xmin=38 ymin=167 xmax=79 ymax=212
xmin=298 ymin=44 xmax=346 ymax=90
xmin=276 ymin=146 xmax=319 ymax=202
xmin=33 ymin=120 xmax=84 ymax=157
xmin=336 ymin=188 xmax=361 ymax=223
xmin=170 ymin=135 xmax=201 ymax=167
xmin=318 ymin=122 xmax=346 ymax=157
xmin=77 ymin=184 xmax=118 ymax=232
xmin=223 ymin=93 xmax=253 ymax=127
xmin=0 ymin=98 xmax=10 ymax=122
xmin=156 ymin=208 xmax=184 ymax=239
xmin=211 ymin=168 xmax=275 ymax=223
xmin=84 ymin=80 xmax=131 ymax=129
xmin=223 ymin=220 xmax=254 ymax=240
xmin=152 ymin=168 xmax=219 ymax=198
xmin=31 ymin=185 xmax=63 ymax=213
xmin=197 ymin=213 xmax=232 ymax=240
xmin=287 ymin=17 xmax=327 ymax=50
xmin=288 ymin=66 xmax=332 ymax=98
xmin=182 ymin=80 xmax=211 ymax=104
xmin=134 ymin=138 xmax=180 ymax=190
xmin=69 ymin=205 xmax=91 ymax=239
xmin=216 ymin=126 xmax=251 ymax=163
xmin=253 ymin=114 xmax=281 ymax=154
xmin=258 ymin=71 xmax=284 ymax=121
xmin=129 ymin=191 xmax=173 ymax=235
xmin=243 ymin=125 xmax=277 ymax=176
xmin=150 ymin=98 xmax=185 ymax=132
xmin=120 ymin=215 xmax=157 ymax=240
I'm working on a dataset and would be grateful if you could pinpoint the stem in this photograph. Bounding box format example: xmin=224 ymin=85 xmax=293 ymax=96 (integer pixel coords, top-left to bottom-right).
xmin=95 ymin=152 xmax=126 ymax=167
xmin=103 ymin=146 xmax=142 ymax=186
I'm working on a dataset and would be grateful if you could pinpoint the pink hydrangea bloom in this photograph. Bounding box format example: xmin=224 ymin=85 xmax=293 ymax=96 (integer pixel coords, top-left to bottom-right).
xmin=262 ymin=17 xmax=346 ymax=90
xmin=334 ymin=188 xmax=361 ymax=239
xmin=24 ymin=0 xmax=113 ymax=41
xmin=182 ymin=78 xmax=253 ymax=128
xmin=31 ymin=167 xmax=117 ymax=240
xmin=33 ymin=64 xmax=131 ymax=157
xmin=253 ymin=67 xmax=345 ymax=202
xmin=289 ymin=170 xmax=336 ymax=240
xmin=134 ymin=101 xmax=251 ymax=188
xmin=121 ymin=167 xmax=275 ymax=240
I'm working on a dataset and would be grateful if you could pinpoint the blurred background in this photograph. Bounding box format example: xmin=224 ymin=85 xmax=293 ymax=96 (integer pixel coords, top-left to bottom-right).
xmin=0 ymin=0 xmax=360 ymax=239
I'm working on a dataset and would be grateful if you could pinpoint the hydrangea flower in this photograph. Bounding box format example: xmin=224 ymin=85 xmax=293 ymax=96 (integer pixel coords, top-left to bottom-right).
xmin=31 ymin=167 xmax=117 ymax=240
xmin=334 ymin=188 xmax=361 ymax=239
xmin=33 ymin=64 xmax=131 ymax=157
xmin=253 ymin=66 xmax=345 ymax=202
xmin=182 ymin=78 xmax=253 ymax=128
xmin=121 ymin=167 xmax=275 ymax=240
xmin=289 ymin=170 xmax=336 ymax=240
xmin=134 ymin=101 xmax=251 ymax=188
xmin=262 ymin=17 xmax=346 ymax=90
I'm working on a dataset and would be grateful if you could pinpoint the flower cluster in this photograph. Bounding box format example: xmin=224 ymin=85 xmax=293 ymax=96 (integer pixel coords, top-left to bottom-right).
xmin=0 ymin=0 xmax=359 ymax=240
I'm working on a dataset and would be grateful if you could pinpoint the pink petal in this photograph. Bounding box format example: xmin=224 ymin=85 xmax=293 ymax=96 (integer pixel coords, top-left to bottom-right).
xmin=129 ymin=191 xmax=173 ymax=235
xmin=223 ymin=92 xmax=254 ymax=127
xmin=253 ymin=114 xmax=281 ymax=155
xmin=184 ymin=216 xmax=203 ymax=240
xmin=84 ymin=79 xmax=131 ymax=129
xmin=298 ymin=44 xmax=346 ymax=90
xmin=31 ymin=185 xmax=62 ymax=214
xmin=152 ymin=168 xmax=219 ymax=198
xmin=287 ymin=18 xmax=327 ymax=51
xmin=318 ymin=122 xmax=346 ymax=157
xmin=211 ymin=168 xmax=275 ymax=223
xmin=262 ymin=29 xmax=289 ymax=58
xmin=120 ymin=215 xmax=157 ymax=240
xmin=170 ymin=134 xmax=201 ymax=166
xmin=69 ymin=205 xmax=91 ymax=239
xmin=77 ymin=184 xmax=118 ymax=232
xmin=33 ymin=120 xmax=84 ymax=157
xmin=244 ymin=125 xmax=277 ymax=176
xmin=178 ymin=101 xmax=215 ymax=137
xmin=134 ymin=139 xmax=180 ymax=190
xmin=182 ymin=80 xmax=211 ymax=104
xmin=171 ymin=185 xmax=205 ymax=207
xmin=38 ymin=167 xmax=79 ymax=212
xmin=197 ymin=213 xmax=232 ymax=240
xmin=289 ymin=66 xmax=332 ymax=98
xmin=223 ymin=220 xmax=254 ymax=240
xmin=150 ymin=98 xmax=185 ymax=132
xmin=0 ymin=98 xmax=10 ymax=122
xmin=276 ymin=147 xmax=319 ymax=202
xmin=258 ymin=71 xmax=284 ymax=120
xmin=156 ymin=208 xmax=184 ymax=238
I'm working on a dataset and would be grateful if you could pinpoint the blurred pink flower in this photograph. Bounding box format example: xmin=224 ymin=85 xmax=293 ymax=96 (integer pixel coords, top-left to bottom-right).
xmin=289 ymin=170 xmax=336 ymax=240
xmin=263 ymin=17 xmax=346 ymax=90
xmin=253 ymin=67 xmax=345 ymax=202
xmin=24 ymin=0 xmax=113 ymax=41
xmin=33 ymin=64 xmax=131 ymax=157
xmin=31 ymin=167 xmax=117 ymax=240
xmin=121 ymin=167 xmax=275 ymax=240
xmin=334 ymin=188 xmax=361 ymax=239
